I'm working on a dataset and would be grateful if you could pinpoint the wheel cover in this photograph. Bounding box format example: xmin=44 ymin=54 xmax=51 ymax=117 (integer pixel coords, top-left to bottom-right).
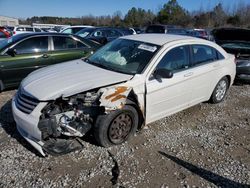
xmin=215 ymin=80 xmax=227 ymax=101
xmin=108 ymin=113 xmax=133 ymax=144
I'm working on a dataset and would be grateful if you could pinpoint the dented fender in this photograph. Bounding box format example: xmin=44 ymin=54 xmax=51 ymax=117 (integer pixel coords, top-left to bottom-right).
xmin=99 ymin=86 xmax=132 ymax=110
xmin=98 ymin=76 xmax=146 ymax=121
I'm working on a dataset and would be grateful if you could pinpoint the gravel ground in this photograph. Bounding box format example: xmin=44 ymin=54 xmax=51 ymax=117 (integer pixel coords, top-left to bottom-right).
xmin=0 ymin=84 xmax=249 ymax=188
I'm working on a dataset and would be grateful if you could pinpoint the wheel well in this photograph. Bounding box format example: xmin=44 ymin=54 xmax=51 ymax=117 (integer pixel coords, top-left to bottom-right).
xmin=0 ymin=80 xmax=4 ymax=92
xmin=126 ymin=95 xmax=145 ymax=130
xmin=225 ymin=75 xmax=231 ymax=87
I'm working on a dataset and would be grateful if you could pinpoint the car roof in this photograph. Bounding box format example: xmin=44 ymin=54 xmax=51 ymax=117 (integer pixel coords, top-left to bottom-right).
xmin=12 ymin=32 xmax=77 ymax=38
xmin=121 ymin=34 xmax=197 ymax=46
xmin=64 ymin=25 xmax=93 ymax=28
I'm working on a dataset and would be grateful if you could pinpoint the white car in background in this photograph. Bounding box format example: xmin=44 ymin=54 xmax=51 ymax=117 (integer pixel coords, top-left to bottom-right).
xmin=12 ymin=26 xmax=42 ymax=35
xmin=60 ymin=25 xmax=93 ymax=34
xmin=12 ymin=34 xmax=236 ymax=156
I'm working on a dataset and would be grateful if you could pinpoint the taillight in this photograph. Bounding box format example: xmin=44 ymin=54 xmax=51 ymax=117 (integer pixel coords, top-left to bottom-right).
xmin=13 ymin=31 xmax=16 ymax=35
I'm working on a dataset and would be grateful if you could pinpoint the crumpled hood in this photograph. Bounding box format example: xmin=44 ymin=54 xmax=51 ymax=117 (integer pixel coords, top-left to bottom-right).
xmin=21 ymin=59 xmax=133 ymax=100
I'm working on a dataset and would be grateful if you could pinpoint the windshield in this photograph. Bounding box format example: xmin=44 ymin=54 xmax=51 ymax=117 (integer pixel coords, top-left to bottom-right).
xmin=76 ymin=28 xmax=96 ymax=38
xmin=86 ymin=39 xmax=160 ymax=74
xmin=0 ymin=34 xmax=28 ymax=51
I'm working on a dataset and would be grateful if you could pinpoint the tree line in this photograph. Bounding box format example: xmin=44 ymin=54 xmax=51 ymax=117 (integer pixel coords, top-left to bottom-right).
xmin=20 ymin=0 xmax=250 ymax=28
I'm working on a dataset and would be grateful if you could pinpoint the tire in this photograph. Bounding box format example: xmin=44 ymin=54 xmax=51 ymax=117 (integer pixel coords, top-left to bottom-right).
xmin=94 ymin=105 xmax=138 ymax=147
xmin=210 ymin=77 xmax=229 ymax=104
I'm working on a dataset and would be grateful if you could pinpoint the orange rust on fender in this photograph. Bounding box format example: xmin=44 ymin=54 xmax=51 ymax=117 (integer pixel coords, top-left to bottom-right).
xmin=111 ymin=95 xmax=127 ymax=102
xmin=105 ymin=86 xmax=128 ymax=100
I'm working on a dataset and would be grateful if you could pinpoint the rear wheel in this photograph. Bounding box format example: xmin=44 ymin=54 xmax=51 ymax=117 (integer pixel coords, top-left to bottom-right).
xmin=94 ymin=105 xmax=138 ymax=147
xmin=210 ymin=77 xmax=229 ymax=103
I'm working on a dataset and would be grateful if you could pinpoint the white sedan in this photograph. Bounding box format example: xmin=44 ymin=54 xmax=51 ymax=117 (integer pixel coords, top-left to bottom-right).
xmin=12 ymin=34 xmax=236 ymax=156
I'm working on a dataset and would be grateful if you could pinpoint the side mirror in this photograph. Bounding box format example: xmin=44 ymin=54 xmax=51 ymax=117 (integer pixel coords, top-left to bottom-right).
xmin=6 ymin=48 xmax=17 ymax=57
xmin=154 ymin=68 xmax=173 ymax=79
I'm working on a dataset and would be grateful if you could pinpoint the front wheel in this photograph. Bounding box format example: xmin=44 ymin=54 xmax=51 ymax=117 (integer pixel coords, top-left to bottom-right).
xmin=210 ymin=77 xmax=229 ymax=104
xmin=94 ymin=105 xmax=138 ymax=147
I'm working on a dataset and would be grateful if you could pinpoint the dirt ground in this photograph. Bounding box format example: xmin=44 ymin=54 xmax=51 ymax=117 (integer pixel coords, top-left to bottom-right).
xmin=0 ymin=84 xmax=249 ymax=188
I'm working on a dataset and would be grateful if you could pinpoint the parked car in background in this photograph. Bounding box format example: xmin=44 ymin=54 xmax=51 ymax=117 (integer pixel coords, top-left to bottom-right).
xmin=213 ymin=28 xmax=250 ymax=82
xmin=118 ymin=28 xmax=136 ymax=35
xmin=188 ymin=29 xmax=210 ymax=40
xmin=41 ymin=28 xmax=58 ymax=33
xmin=0 ymin=33 xmax=100 ymax=91
xmin=133 ymin=27 xmax=143 ymax=34
xmin=145 ymin=24 xmax=176 ymax=33
xmin=76 ymin=27 xmax=127 ymax=44
xmin=167 ymin=28 xmax=188 ymax=36
xmin=12 ymin=34 xmax=235 ymax=156
xmin=11 ymin=26 xmax=43 ymax=35
xmin=0 ymin=28 xmax=11 ymax=40
xmin=60 ymin=25 xmax=93 ymax=34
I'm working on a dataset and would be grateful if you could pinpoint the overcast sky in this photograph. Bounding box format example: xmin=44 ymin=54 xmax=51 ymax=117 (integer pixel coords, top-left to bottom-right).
xmin=0 ymin=0 xmax=249 ymax=18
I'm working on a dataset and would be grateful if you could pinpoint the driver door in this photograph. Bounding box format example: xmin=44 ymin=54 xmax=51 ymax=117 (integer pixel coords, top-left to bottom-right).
xmin=146 ymin=45 xmax=193 ymax=123
xmin=0 ymin=36 xmax=49 ymax=88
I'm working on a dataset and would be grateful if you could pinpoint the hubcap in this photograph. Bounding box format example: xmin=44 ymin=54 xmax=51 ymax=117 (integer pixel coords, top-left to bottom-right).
xmin=215 ymin=80 xmax=227 ymax=101
xmin=108 ymin=113 xmax=132 ymax=144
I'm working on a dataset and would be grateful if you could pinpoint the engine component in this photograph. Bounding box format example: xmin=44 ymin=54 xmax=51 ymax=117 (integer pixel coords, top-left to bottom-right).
xmin=39 ymin=90 xmax=103 ymax=140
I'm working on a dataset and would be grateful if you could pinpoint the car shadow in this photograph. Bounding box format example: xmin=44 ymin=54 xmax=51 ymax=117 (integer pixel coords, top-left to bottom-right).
xmin=158 ymin=151 xmax=249 ymax=188
xmin=0 ymin=100 xmax=43 ymax=157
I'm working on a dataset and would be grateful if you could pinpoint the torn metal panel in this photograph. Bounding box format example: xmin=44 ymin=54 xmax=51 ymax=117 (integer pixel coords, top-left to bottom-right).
xmin=99 ymin=86 xmax=132 ymax=110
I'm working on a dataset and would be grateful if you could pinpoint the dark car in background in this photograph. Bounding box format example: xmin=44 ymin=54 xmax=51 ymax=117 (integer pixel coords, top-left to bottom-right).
xmin=0 ymin=33 xmax=100 ymax=91
xmin=76 ymin=27 xmax=127 ymax=44
xmin=213 ymin=28 xmax=250 ymax=82
xmin=60 ymin=25 xmax=93 ymax=34
xmin=167 ymin=28 xmax=188 ymax=35
xmin=145 ymin=24 xmax=177 ymax=33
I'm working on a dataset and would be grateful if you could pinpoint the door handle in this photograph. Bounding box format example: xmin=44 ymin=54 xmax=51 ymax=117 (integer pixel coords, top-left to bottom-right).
xmin=184 ymin=72 xmax=193 ymax=77
xmin=41 ymin=54 xmax=50 ymax=58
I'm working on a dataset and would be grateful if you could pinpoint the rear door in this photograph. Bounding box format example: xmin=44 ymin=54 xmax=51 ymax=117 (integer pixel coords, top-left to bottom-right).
xmin=0 ymin=36 xmax=49 ymax=87
xmin=49 ymin=36 xmax=91 ymax=64
xmin=188 ymin=44 xmax=222 ymax=105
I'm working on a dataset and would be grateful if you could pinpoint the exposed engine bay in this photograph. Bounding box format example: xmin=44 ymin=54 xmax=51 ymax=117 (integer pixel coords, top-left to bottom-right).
xmin=38 ymin=90 xmax=105 ymax=155
xmin=36 ymin=85 xmax=142 ymax=156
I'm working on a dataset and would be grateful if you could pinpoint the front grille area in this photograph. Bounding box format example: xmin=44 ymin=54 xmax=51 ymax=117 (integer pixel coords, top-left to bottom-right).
xmin=15 ymin=89 xmax=39 ymax=114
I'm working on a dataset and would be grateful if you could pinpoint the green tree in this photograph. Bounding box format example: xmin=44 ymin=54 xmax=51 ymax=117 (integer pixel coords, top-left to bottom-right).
xmin=124 ymin=7 xmax=155 ymax=27
xmin=157 ymin=0 xmax=190 ymax=26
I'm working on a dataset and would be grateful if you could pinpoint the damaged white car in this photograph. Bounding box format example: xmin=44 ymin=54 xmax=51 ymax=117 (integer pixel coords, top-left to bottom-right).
xmin=12 ymin=34 xmax=236 ymax=156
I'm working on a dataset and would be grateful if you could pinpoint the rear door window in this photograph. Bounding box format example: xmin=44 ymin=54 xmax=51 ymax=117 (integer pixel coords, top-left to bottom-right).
xmin=14 ymin=36 xmax=48 ymax=54
xmin=53 ymin=36 xmax=86 ymax=50
xmin=191 ymin=45 xmax=217 ymax=66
